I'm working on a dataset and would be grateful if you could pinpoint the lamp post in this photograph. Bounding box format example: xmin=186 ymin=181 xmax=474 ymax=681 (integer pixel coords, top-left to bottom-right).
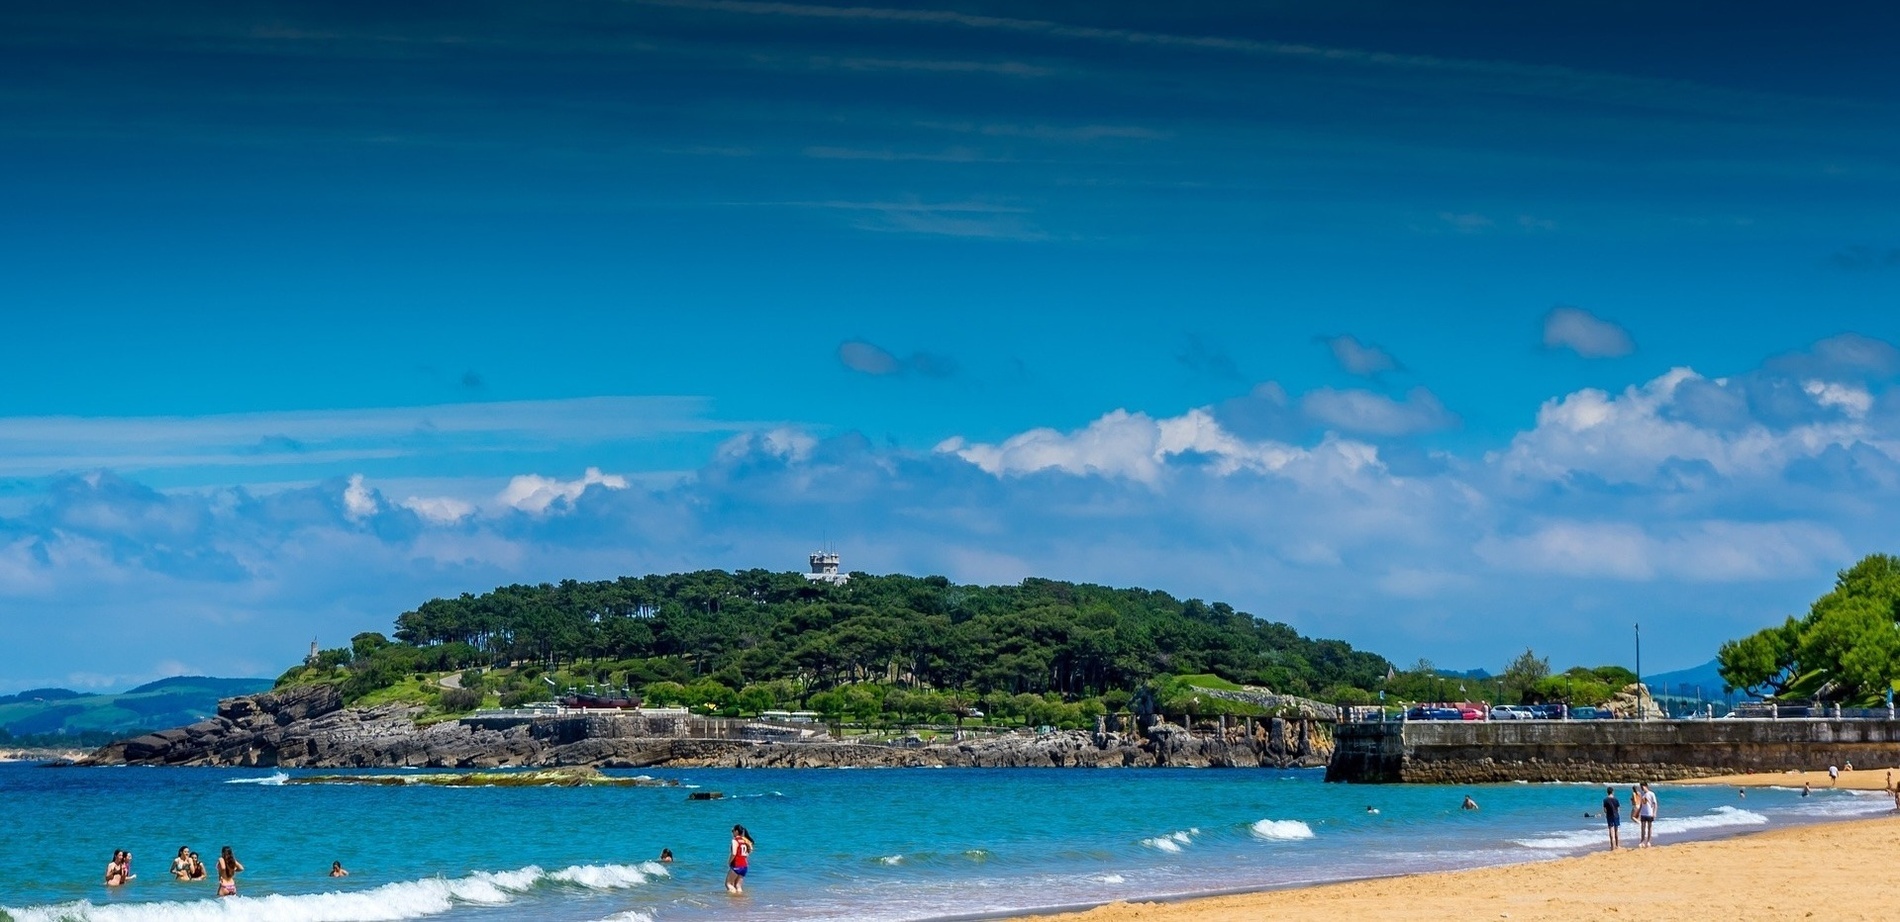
xmin=1634 ymin=622 xmax=1644 ymax=721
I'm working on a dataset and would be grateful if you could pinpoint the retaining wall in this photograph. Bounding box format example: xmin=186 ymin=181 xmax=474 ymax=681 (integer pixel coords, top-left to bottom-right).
xmin=1327 ymin=719 xmax=1900 ymax=783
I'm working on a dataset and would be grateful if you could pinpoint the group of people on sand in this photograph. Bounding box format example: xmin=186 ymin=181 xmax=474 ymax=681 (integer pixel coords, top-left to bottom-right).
xmin=1596 ymin=782 xmax=1660 ymax=851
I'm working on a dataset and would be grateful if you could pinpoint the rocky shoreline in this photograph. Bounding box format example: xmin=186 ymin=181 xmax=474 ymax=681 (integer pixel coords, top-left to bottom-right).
xmin=75 ymin=685 xmax=1333 ymax=771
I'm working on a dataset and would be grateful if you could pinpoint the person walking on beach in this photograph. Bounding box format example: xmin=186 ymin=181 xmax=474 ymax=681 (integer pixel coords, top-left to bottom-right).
xmin=216 ymin=846 xmax=243 ymax=898
xmin=1602 ymin=786 xmax=1622 ymax=851
xmin=726 ymin=824 xmax=754 ymax=894
xmin=1637 ymin=783 xmax=1659 ymax=847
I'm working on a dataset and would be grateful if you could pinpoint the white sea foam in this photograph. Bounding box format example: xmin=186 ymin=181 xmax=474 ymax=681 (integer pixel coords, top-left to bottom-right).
xmin=0 ymin=862 xmax=665 ymax=922
xmin=1092 ymin=874 xmax=1126 ymax=884
xmin=223 ymin=771 xmax=289 ymax=786
xmin=1250 ymin=819 xmax=1316 ymax=841
xmin=879 ymin=855 xmax=904 ymax=865
xmin=1140 ymin=828 xmax=1199 ymax=852
xmin=592 ymin=913 xmax=655 ymax=922
xmin=1514 ymin=805 xmax=1768 ymax=850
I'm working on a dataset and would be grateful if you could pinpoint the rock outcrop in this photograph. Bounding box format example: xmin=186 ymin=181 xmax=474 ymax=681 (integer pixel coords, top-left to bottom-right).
xmin=80 ymin=687 xmax=1333 ymax=770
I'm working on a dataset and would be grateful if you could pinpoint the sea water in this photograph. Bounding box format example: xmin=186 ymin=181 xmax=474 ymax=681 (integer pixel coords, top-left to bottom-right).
xmin=0 ymin=762 xmax=1888 ymax=922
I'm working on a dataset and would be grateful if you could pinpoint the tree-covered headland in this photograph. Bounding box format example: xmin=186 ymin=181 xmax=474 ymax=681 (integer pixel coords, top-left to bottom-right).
xmin=1718 ymin=553 xmax=1900 ymax=705
xmin=279 ymin=570 xmax=1396 ymax=726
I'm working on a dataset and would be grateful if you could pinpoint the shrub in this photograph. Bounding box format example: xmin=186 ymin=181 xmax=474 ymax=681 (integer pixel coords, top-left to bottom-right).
xmin=440 ymin=688 xmax=482 ymax=712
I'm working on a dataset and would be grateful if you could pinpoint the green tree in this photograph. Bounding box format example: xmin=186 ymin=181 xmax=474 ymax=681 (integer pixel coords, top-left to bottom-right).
xmin=1499 ymin=648 xmax=1551 ymax=704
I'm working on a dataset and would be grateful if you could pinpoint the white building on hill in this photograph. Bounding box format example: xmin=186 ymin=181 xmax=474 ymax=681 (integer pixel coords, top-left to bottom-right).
xmin=805 ymin=552 xmax=848 ymax=584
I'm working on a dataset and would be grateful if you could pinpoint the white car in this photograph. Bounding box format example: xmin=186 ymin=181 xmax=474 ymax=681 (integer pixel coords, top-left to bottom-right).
xmin=1489 ymin=705 xmax=1536 ymax=720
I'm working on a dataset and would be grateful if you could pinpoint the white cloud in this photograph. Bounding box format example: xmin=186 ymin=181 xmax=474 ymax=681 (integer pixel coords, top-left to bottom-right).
xmin=498 ymin=468 xmax=629 ymax=514
xmin=938 ymin=408 xmax=1320 ymax=484
xmin=1542 ymin=306 xmax=1635 ymax=358
xmin=1301 ymin=387 xmax=1457 ymax=436
xmin=400 ymin=495 xmax=476 ymax=524
xmin=1493 ymin=367 xmax=1875 ymax=485
xmin=342 ymin=474 xmax=379 ymax=521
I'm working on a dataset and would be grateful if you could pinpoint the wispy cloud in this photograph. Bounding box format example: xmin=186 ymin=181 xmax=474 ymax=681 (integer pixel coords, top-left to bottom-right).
xmin=0 ymin=397 xmax=740 ymax=478
xmin=1542 ymin=306 xmax=1636 ymax=358
xmin=1319 ymin=334 xmax=1401 ymax=377
xmin=838 ymin=341 xmax=958 ymax=378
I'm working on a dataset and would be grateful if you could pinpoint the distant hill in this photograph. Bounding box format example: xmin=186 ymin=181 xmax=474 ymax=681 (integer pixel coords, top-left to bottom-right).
xmin=0 ymin=676 xmax=272 ymax=738
xmin=1647 ymin=659 xmax=1730 ymax=698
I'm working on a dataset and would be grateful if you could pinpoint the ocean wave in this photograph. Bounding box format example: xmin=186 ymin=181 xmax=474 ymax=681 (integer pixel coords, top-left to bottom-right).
xmin=1139 ymin=828 xmax=1199 ymax=853
xmin=591 ymin=913 xmax=655 ymax=922
xmin=1092 ymin=874 xmax=1126 ymax=884
xmin=223 ymin=771 xmax=289 ymax=786
xmin=1514 ymin=805 xmax=1768 ymax=850
xmin=1250 ymin=818 xmax=1316 ymax=841
xmin=0 ymin=862 xmax=668 ymax=922
xmin=878 ymin=855 xmax=904 ymax=865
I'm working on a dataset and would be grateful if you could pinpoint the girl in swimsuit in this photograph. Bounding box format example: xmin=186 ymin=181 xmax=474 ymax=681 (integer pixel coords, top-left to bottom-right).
xmin=216 ymin=846 xmax=243 ymax=897
xmin=726 ymin=824 xmax=754 ymax=894
xmin=104 ymin=851 xmax=128 ymax=887
xmin=188 ymin=852 xmax=207 ymax=880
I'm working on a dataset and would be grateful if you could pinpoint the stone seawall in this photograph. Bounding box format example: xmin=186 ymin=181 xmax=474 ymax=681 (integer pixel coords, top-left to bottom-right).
xmin=1327 ymin=719 xmax=1900 ymax=784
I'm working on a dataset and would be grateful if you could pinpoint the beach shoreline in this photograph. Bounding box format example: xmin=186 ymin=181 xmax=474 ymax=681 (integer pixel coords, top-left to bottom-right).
xmin=1010 ymin=803 xmax=1900 ymax=922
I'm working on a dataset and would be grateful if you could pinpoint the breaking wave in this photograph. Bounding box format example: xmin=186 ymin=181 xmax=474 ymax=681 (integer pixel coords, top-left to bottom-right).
xmin=223 ymin=772 xmax=289 ymax=786
xmin=0 ymin=861 xmax=668 ymax=922
xmin=1514 ymin=806 xmax=1768 ymax=850
xmin=1140 ymin=828 xmax=1199 ymax=853
xmin=1250 ymin=818 xmax=1316 ymax=841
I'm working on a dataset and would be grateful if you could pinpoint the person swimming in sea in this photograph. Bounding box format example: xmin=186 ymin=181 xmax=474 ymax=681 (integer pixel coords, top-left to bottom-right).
xmin=726 ymin=824 xmax=754 ymax=894
xmin=1461 ymin=795 xmax=1479 ymax=811
xmin=1365 ymin=805 xmax=1379 ymax=815
xmin=330 ymin=861 xmax=349 ymax=877
xmin=216 ymin=846 xmax=243 ymax=898
xmin=104 ymin=851 xmax=130 ymax=887
xmin=659 ymin=848 xmax=674 ymax=863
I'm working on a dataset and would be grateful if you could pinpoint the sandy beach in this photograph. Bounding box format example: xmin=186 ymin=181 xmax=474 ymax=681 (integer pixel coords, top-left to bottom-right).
xmin=1024 ymin=794 xmax=1900 ymax=922
xmin=1683 ymin=766 xmax=1900 ymax=793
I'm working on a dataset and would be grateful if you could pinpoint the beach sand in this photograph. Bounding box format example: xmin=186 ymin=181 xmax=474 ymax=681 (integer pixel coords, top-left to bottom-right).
xmin=1021 ymin=812 xmax=1900 ymax=922
xmin=1684 ymin=766 xmax=1898 ymax=793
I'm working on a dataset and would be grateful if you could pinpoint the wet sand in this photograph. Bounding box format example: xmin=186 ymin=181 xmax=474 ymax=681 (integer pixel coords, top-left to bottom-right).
xmin=1020 ymin=812 xmax=1900 ymax=922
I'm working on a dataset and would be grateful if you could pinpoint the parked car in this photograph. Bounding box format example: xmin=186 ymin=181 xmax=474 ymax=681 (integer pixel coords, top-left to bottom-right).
xmin=1489 ymin=705 xmax=1535 ymax=720
xmin=1404 ymin=706 xmax=1466 ymax=720
xmin=1529 ymin=704 xmax=1567 ymax=720
xmin=1570 ymin=706 xmax=1599 ymax=719
xmin=1459 ymin=707 xmax=1484 ymax=720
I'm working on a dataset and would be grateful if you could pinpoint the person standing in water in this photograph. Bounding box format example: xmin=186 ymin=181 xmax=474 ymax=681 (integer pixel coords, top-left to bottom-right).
xmin=216 ymin=846 xmax=243 ymax=897
xmin=104 ymin=851 xmax=129 ymax=887
xmin=726 ymin=824 xmax=754 ymax=894
xmin=329 ymin=861 xmax=349 ymax=877
xmin=1602 ymin=786 xmax=1622 ymax=851
xmin=1637 ymin=783 xmax=1659 ymax=848
xmin=171 ymin=847 xmax=193 ymax=880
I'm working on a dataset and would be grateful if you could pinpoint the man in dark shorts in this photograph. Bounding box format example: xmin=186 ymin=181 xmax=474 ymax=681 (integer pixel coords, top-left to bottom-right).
xmin=1602 ymin=785 xmax=1621 ymax=851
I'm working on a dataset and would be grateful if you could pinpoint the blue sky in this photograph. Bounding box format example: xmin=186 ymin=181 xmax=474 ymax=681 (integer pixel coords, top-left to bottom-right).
xmin=2 ymin=1 xmax=1899 ymax=690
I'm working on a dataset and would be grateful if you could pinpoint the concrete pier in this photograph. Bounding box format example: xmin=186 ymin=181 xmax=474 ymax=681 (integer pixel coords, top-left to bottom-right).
xmin=1328 ymin=719 xmax=1900 ymax=783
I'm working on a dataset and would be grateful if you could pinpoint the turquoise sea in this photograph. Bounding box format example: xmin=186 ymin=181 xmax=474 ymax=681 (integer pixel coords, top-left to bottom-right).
xmin=0 ymin=762 xmax=1888 ymax=922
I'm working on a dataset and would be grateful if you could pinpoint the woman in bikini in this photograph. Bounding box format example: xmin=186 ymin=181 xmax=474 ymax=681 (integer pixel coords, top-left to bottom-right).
xmin=726 ymin=825 xmax=754 ymax=894
xmin=216 ymin=846 xmax=243 ymax=897
xmin=188 ymin=851 xmax=207 ymax=881
xmin=104 ymin=851 xmax=129 ymax=887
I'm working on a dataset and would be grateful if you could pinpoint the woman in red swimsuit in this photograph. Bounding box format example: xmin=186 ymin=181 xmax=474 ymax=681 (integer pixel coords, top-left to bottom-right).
xmin=726 ymin=824 xmax=754 ymax=894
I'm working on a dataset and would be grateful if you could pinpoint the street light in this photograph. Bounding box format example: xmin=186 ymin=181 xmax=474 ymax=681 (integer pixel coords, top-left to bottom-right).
xmin=1634 ymin=622 xmax=1644 ymax=721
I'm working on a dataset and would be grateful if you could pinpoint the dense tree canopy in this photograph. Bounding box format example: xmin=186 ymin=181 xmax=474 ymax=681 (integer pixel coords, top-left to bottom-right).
xmin=1718 ymin=554 xmax=1900 ymax=704
xmin=341 ymin=570 xmax=1391 ymax=702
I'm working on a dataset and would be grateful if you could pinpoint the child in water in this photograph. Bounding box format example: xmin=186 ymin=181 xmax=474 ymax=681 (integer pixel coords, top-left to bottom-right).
xmin=726 ymin=825 xmax=754 ymax=894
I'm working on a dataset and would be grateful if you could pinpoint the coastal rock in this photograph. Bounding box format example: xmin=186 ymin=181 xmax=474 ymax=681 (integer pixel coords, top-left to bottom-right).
xmin=82 ymin=689 xmax=1334 ymax=770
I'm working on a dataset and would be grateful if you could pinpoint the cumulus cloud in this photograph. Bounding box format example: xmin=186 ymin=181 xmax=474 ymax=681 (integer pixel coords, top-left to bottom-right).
xmin=1542 ymin=306 xmax=1635 ymax=358
xmin=341 ymin=474 xmax=381 ymax=521
xmin=1319 ymin=334 xmax=1400 ymax=377
xmin=498 ymin=467 xmax=629 ymax=514
xmin=1301 ymin=387 xmax=1458 ymax=436
xmin=12 ymin=334 xmax=1900 ymax=690
xmin=838 ymin=340 xmax=959 ymax=378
